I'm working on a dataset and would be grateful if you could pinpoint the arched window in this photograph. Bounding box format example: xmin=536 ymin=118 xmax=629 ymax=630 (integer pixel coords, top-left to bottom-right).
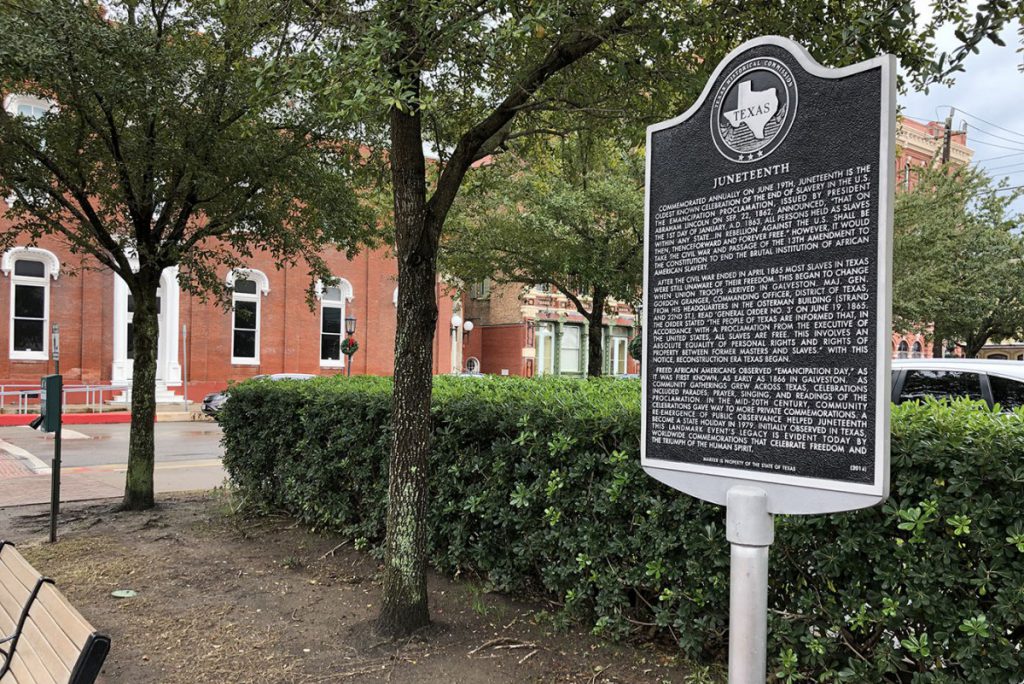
xmin=226 ymin=269 xmax=269 ymax=365
xmin=318 ymin=278 xmax=353 ymax=367
xmin=911 ymin=341 xmax=922 ymax=359
xmin=3 ymin=247 xmax=60 ymax=360
xmin=897 ymin=340 xmax=909 ymax=359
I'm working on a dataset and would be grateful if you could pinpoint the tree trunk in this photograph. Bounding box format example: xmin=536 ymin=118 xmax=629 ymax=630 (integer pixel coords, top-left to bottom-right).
xmin=964 ymin=332 xmax=990 ymax=358
xmin=122 ymin=271 xmax=161 ymax=510
xmin=375 ymin=96 xmax=435 ymax=638
xmin=586 ymin=288 xmax=607 ymax=377
xmin=931 ymin=325 xmax=943 ymax=358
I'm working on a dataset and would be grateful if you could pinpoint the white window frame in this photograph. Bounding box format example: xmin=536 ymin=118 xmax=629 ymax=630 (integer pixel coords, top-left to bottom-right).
xmin=535 ymin=323 xmax=555 ymax=376
xmin=559 ymin=324 xmax=583 ymax=375
xmin=3 ymin=96 xmax=54 ymax=207
xmin=611 ymin=335 xmax=630 ymax=375
xmin=4 ymin=247 xmax=60 ymax=361
xmin=317 ymin=278 xmax=354 ymax=368
xmin=226 ymin=268 xmax=269 ymax=366
xmin=3 ymin=94 xmax=52 ymax=120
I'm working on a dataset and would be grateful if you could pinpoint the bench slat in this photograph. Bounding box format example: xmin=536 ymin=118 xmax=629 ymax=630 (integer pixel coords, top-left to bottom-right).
xmin=9 ymin=636 xmax=57 ymax=684
xmin=0 ymin=574 xmax=26 ymax=636
xmin=33 ymin=585 xmax=92 ymax=650
xmin=21 ymin=603 xmax=78 ymax=673
xmin=0 ymin=552 xmax=39 ymax=595
xmin=20 ymin=618 xmax=72 ymax=683
xmin=5 ymin=651 xmax=41 ymax=684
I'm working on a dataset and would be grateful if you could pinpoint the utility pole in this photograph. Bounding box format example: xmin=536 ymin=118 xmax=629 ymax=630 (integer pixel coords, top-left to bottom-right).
xmin=941 ymin=107 xmax=955 ymax=164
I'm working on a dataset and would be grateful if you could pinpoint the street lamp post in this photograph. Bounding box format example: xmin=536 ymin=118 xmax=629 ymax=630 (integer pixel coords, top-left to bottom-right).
xmin=450 ymin=315 xmax=475 ymax=373
xmin=343 ymin=315 xmax=357 ymax=377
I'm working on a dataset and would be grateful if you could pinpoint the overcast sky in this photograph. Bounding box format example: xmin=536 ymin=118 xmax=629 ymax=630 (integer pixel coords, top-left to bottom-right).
xmin=900 ymin=14 xmax=1024 ymax=215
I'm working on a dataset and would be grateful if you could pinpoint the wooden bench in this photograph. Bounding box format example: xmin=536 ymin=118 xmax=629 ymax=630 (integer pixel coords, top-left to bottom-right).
xmin=0 ymin=542 xmax=110 ymax=684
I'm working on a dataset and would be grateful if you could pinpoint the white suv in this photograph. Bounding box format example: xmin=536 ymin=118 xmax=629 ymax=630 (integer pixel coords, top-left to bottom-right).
xmin=891 ymin=358 xmax=1024 ymax=410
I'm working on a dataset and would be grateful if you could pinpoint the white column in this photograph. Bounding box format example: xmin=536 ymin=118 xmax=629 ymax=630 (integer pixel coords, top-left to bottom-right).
xmin=161 ymin=266 xmax=182 ymax=385
xmin=111 ymin=275 xmax=130 ymax=383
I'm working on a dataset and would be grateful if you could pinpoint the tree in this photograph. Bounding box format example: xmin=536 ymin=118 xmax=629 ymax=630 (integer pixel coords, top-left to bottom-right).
xmin=317 ymin=0 xmax=1020 ymax=637
xmin=446 ymin=136 xmax=643 ymax=376
xmin=0 ymin=0 xmax=371 ymax=510
xmin=894 ymin=165 xmax=1024 ymax=357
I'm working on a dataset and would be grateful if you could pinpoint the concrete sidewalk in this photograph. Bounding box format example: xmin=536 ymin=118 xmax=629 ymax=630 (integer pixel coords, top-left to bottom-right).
xmin=0 ymin=456 xmax=226 ymax=507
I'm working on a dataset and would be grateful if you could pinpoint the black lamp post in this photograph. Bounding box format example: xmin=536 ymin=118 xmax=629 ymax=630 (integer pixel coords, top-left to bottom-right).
xmin=344 ymin=315 xmax=357 ymax=376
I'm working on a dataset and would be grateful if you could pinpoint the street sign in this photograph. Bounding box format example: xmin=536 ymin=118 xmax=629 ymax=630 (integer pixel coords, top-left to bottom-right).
xmin=51 ymin=323 xmax=60 ymax=362
xmin=642 ymin=36 xmax=895 ymax=515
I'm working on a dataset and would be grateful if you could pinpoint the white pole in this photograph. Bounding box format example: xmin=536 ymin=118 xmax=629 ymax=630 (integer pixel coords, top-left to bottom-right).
xmin=726 ymin=486 xmax=774 ymax=684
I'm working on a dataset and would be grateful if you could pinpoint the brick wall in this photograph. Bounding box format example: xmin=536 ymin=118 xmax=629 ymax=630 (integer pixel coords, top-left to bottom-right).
xmin=1 ymin=233 xmax=457 ymax=401
xmin=479 ymin=324 xmax=527 ymax=376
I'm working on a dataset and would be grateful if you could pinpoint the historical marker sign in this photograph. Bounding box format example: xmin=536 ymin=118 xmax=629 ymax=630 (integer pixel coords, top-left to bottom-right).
xmin=642 ymin=36 xmax=895 ymax=514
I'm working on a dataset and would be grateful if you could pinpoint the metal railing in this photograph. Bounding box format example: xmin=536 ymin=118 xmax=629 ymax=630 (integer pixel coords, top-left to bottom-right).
xmin=0 ymin=383 xmax=131 ymax=414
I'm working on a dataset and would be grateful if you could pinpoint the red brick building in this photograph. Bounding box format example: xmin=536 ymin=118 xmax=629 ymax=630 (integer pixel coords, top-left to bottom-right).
xmin=890 ymin=116 xmax=973 ymax=358
xmin=459 ymin=281 xmax=640 ymax=377
xmin=0 ymin=232 xmax=458 ymax=404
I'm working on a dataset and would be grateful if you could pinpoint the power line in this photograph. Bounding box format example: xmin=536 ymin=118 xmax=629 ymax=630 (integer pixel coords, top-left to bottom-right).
xmin=967 ymin=138 xmax=1024 ymax=153
xmin=942 ymin=106 xmax=1024 ymax=141
xmin=960 ymin=121 xmax=1024 ymax=147
xmin=983 ymin=160 xmax=1024 ymax=173
xmin=972 ymin=152 xmax=1024 ymax=164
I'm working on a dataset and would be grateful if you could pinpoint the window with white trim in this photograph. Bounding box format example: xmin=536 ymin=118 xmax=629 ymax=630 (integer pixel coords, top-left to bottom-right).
xmin=16 ymin=103 xmax=46 ymax=119
xmin=231 ymin=278 xmax=260 ymax=364
xmin=9 ymin=258 xmax=49 ymax=359
xmin=470 ymin=279 xmax=490 ymax=299
xmin=559 ymin=325 xmax=582 ymax=375
xmin=610 ymin=334 xmax=629 ymax=375
xmin=4 ymin=94 xmax=51 ymax=120
xmin=535 ymin=323 xmax=554 ymax=376
xmin=321 ymin=285 xmax=345 ymax=366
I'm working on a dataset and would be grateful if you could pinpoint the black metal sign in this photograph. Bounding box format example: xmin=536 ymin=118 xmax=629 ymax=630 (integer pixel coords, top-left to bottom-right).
xmin=641 ymin=36 xmax=894 ymax=513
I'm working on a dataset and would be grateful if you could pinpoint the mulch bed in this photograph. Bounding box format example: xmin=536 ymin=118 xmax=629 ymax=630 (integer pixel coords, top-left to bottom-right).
xmin=0 ymin=493 xmax=715 ymax=683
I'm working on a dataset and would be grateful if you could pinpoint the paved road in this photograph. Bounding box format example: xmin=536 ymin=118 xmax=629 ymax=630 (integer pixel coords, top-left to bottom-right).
xmin=0 ymin=422 xmax=226 ymax=506
xmin=0 ymin=422 xmax=224 ymax=469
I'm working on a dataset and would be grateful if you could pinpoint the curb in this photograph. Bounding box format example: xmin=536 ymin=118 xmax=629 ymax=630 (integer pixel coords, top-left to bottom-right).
xmin=0 ymin=412 xmax=212 ymax=427
xmin=0 ymin=413 xmax=132 ymax=427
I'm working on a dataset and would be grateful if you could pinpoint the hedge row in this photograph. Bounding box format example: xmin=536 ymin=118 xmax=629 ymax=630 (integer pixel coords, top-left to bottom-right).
xmin=220 ymin=376 xmax=1024 ymax=682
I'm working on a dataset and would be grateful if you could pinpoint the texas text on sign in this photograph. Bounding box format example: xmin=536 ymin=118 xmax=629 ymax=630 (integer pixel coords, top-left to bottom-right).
xmin=641 ymin=36 xmax=895 ymax=514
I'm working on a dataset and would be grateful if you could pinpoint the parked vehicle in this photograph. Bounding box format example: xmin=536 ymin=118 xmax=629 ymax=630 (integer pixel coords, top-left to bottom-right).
xmin=891 ymin=358 xmax=1024 ymax=410
xmin=201 ymin=373 xmax=316 ymax=417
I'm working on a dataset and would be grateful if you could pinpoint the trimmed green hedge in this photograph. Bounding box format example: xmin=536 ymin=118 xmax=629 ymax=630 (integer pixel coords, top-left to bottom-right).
xmin=220 ymin=376 xmax=1024 ymax=682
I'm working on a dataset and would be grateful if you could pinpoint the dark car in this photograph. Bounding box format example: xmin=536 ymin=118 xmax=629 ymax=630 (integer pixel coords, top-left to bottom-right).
xmin=891 ymin=359 xmax=1024 ymax=410
xmin=201 ymin=373 xmax=317 ymax=417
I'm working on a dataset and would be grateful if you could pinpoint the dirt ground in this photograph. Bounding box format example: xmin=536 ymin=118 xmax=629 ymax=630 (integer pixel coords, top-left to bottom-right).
xmin=0 ymin=493 xmax=719 ymax=683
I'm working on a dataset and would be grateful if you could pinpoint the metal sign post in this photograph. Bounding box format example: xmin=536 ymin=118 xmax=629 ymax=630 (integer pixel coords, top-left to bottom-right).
xmin=642 ymin=36 xmax=895 ymax=682
xmin=726 ymin=487 xmax=773 ymax=682
xmin=50 ymin=325 xmax=63 ymax=543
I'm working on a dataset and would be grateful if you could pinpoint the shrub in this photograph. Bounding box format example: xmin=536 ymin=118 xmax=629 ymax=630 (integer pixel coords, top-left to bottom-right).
xmin=220 ymin=376 xmax=1024 ymax=682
